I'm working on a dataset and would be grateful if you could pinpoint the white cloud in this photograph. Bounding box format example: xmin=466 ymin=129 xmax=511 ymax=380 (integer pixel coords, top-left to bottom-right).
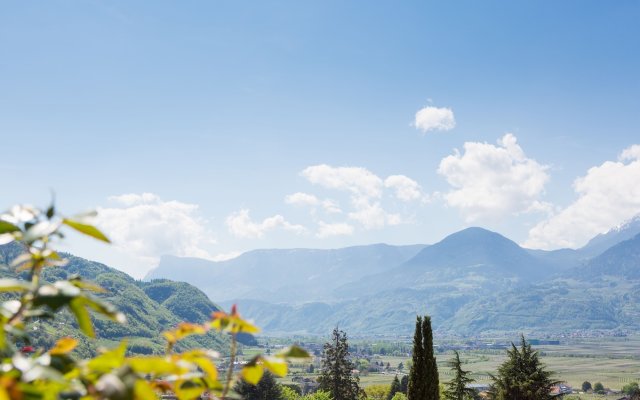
xmin=97 ymin=193 xmax=215 ymax=271
xmin=285 ymin=192 xmax=320 ymax=207
xmin=226 ymin=209 xmax=307 ymax=239
xmin=300 ymin=164 xmax=424 ymax=230
xmin=322 ymin=199 xmax=342 ymax=214
xmin=301 ymin=164 xmax=383 ymax=198
xmin=316 ymin=222 xmax=354 ymax=238
xmin=384 ymin=175 xmax=424 ymax=202
xmin=285 ymin=192 xmax=342 ymax=214
xmin=525 ymin=144 xmax=640 ymax=249
xmin=414 ymin=106 xmax=456 ymax=133
xmin=437 ymin=134 xmax=550 ymax=221
xmin=620 ymin=144 xmax=640 ymax=162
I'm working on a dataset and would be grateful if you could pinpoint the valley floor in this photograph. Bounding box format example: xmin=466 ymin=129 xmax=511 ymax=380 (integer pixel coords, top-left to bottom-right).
xmin=247 ymin=335 xmax=640 ymax=398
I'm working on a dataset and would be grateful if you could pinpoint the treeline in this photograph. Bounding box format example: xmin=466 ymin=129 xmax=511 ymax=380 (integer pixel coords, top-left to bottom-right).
xmin=236 ymin=315 xmax=560 ymax=400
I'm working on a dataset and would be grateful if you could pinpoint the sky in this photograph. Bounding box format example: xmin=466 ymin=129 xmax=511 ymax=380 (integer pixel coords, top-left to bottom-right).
xmin=1 ymin=1 xmax=639 ymax=278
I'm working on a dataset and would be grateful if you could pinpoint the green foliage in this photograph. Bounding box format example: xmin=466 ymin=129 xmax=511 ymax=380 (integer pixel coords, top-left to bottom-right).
xmin=489 ymin=335 xmax=558 ymax=400
xmin=400 ymin=375 xmax=409 ymax=394
xmin=593 ymin=382 xmax=605 ymax=394
xmin=234 ymin=371 xmax=283 ymax=400
xmin=623 ymin=382 xmax=640 ymax=395
xmin=0 ymin=202 xmax=310 ymax=399
xmin=387 ymin=375 xmax=401 ymax=400
xmin=581 ymin=381 xmax=591 ymax=392
xmin=391 ymin=394 xmax=408 ymax=400
xmin=442 ymin=351 xmax=475 ymax=400
xmin=364 ymin=384 xmax=389 ymax=400
xmin=281 ymin=386 xmax=301 ymax=400
xmin=408 ymin=315 xmax=439 ymax=400
xmin=317 ymin=327 xmax=360 ymax=400
xmin=301 ymin=391 xmax=333 ymax=400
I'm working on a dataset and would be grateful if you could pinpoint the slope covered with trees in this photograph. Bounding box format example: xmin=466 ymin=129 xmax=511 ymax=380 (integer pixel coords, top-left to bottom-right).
xmin=0 ymin=242 xmax=229 ymax=355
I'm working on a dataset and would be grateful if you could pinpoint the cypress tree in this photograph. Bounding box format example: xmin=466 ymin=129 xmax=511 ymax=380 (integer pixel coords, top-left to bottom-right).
xmin=442 ymin=351 xmax=475 ymax=400
xmin=317 ymin=327 xmax=360 ymax=400
xmin=422 ymin=316 xmax=439 ymax=400
xmin=387 ymin=375 xmax=402 ymax=400
xmin=407 ymin=316 xmax=425 ymax=400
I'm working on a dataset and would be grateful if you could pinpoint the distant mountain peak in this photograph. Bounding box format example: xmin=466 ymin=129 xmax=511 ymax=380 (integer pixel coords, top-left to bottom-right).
xmin=581 ymin=213 xmax=640 ymax=257
xmin=608 ymin=214 xmax=640 ymax=234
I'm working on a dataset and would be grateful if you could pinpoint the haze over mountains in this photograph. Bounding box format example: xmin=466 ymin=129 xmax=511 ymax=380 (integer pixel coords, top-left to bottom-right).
xmin=146 ymin=217 xmax=640 ymax=336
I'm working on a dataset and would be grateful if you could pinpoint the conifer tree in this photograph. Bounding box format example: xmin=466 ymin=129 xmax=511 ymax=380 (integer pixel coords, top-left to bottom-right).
xmin=408 ymin=316 xmax=425 ymax=399
xmin=317 ymin=327 xmax=360 ymax=400
xmin=442 ymin=351 xmax=476 ymax=400
xmin=408 ymin=315 xmax=439 ymax=400
xmin=489 ymin=335 xmax=558 ymax=400
xmin=387 ymin=375 xmax=402 ymax=400
xmin=422 ymin=316 xmax=439 ymax=400
xmin=234 ymin=371 xmax=283 ymax=400
xmin=400 ymin=375 xmax=409 ymax=394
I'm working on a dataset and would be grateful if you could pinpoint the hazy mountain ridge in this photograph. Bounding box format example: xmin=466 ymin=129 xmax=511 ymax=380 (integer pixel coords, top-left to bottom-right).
xmin=146 ymin=243 xmax=426 ymax=303
xmin=149 ymin=222 xmax=640 ymax=336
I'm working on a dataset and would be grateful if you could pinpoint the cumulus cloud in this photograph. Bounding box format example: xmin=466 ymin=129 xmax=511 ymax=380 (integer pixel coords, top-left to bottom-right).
xmin=438 ymin=134 xmax=550 ymax=221
xmin=301 ymin=164 xmax=383 ymax=198
xmin=525 ymin=145 xmax=640 ymax=249
xmin=384 ymin=175 xmax=424 ymax=202
xmin=97 ymin=193 xmax=215 ymax=271
xmin=226 ymin=209 xmax=307 ymax=239
xmin=299 ymin=165 xmax=424 ymax=230
xmin=316 ymin=222 xmax=354 ymax=238
xmin=285 ymin=192 xmax=320 ymax=207
xmin=284 ymin=192 xmax=342 ymax=214
xmin=414 ymin=106 xmax=456 ymax=133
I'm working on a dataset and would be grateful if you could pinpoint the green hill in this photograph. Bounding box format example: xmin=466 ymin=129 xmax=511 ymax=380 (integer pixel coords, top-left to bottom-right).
xmin=0 ymin=242 xmax=230 ymax=356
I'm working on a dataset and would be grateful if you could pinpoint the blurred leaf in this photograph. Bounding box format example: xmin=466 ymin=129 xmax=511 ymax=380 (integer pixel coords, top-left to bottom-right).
xmin=62 ymin=219 xmax=110 ymax=243
xmin=174 ymin=380 xmax=205 ymax=400
xmin=68 ymin=276 xmax=107 ymax=293
xmin=69 ymin=299 xmax=94 ymax=338
xmin=50 ymin=337 xmax=78 ymax=356
xmin=129 ymin=357 xmax=186 ymax=375
xmin=134 ymin=380 xmax=158 ymax=400
xmin=0 ymin=279 xmax=31 ymax=293
xmin=0 ymin=220 xmax=19 ymax=235
xmin=163 ymin=322 xmax=207 ymax=344
xmin=210 ymin=309 xmax=260 ymax=335
xmin=82 ymin=294 xmax=126 ymax=324
xmin=241 ymin=364 xmax=264 ymax=385
xmin=0 ymin=234 xmax=15 ymax=245
xmin=276 ymin=345 xmax=310 ymax=359
xmin=260 ymin=356 xmax=288 ymax=377
xmin=87 ymin=341 xmax=127 ymax=373
xmin=181 ymin=350 xmax=218 ymax=381
xmin=23 ymin=221 xmax=59 ymax=243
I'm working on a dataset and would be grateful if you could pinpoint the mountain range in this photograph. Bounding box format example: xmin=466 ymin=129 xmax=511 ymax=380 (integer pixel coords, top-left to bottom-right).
xmin=146 ymin=217 xmax=640 ymax=336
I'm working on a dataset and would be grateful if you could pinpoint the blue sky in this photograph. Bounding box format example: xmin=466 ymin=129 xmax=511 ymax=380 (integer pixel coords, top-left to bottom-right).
xmin=1 ymin=1 xmax=639 ymax=277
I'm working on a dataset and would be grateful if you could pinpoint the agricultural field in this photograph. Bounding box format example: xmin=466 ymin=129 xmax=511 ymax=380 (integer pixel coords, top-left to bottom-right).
xmin=243 ymin=335 xmax=640 ymax=398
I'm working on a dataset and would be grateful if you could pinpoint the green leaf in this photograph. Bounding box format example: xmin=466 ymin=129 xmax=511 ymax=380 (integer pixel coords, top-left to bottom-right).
xmin=0 ymin=220 xmax=19 ymax=234
xmin=69 ymin=298 xmax=94 ymax=338
xmin=260 ymin=356 xmax=288 ymax=377
xmin=276 ymin=345 xmax=310 ymax=359
xmin=0 ymin=279 xmax=31 ymax=292
xmin=62 ymin=219 xmax=110 ymax=243
xmin=241 ymin=364 xmax=264 ymax=385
